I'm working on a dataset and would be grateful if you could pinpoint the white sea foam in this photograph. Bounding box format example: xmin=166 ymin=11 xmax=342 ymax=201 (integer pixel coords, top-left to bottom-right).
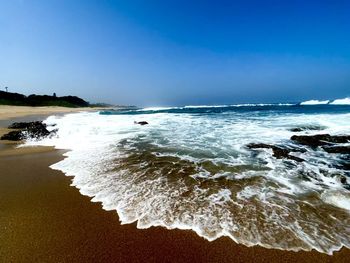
xmin=299 ymin=97 xmax=350 ymax=105
xmin=330 ymin=97 xmax=350 ymax=105
xmin=300 ymin=99 xmax=329 ymax=105
xmin=23 ymin=108 xmax=350 ymax=254
xmin=139 ymin=106 xmax=178 ymax=111
xmin=321 ymin=191 xmax=350 ymax=211
xmin=232 ymin=103 xmax=294 ymax=107
xmin=184 ymin=103 xmax=293 ymax=108
xmin=184 ymin=104 xmax=230 ymax=108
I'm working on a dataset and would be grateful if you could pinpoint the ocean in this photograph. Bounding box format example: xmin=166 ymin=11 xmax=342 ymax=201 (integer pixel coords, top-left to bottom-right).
xmin=25 ymin=101 xmax=350 ymax=254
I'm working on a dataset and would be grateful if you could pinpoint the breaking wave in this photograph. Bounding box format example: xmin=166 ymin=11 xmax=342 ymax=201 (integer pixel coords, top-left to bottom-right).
xmin=299 ymin=97 xmax=350 ymax=105
xmin=330 ymin=98 xmax=350 ymax=105
xmin=300 ymin=100 xmax=330 ymax=105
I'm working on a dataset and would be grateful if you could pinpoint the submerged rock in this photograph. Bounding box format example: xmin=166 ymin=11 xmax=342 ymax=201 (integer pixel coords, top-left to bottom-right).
xmin=246 ymin=143 xmax=271 ymax=149
xmin=1 ymin=121 xmax=56 ymax=141
xmin=134 ymin=121 xmax=149 ymax=126
xmin=340 ymin=175 xmax=347 ymax=184
xmin=246 ymin=143 xmax=305 ymax=162
xmin=289 ymin=125 xmax=326 ymax=132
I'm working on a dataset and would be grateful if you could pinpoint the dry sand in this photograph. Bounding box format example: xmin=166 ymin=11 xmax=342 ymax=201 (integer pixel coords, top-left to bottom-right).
xmin=0 ymin=111 xmax=349 ymax=262
xmin=0 ymin=105 xmax=108 ymax=120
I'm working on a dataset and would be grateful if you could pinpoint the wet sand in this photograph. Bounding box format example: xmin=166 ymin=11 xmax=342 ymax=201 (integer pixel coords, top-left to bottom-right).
xmin=1 ymin=115 xmax=350 ymax=262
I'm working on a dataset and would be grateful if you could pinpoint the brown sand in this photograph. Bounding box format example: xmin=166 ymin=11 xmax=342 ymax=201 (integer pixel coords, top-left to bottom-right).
xmin=0 ymin=105 xmax=110 ymax=120
xmin=0 ymin=115 xmax=349 ymax=262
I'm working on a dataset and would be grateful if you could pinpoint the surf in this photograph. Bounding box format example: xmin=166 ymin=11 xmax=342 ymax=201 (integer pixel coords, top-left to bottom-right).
xmin=23 ymin=103 xmax=350 ymax=254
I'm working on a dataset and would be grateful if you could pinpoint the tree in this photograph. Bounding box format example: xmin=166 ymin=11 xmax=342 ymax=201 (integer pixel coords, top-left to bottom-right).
xmin=53 ymin=93 xmax=57 ymax=97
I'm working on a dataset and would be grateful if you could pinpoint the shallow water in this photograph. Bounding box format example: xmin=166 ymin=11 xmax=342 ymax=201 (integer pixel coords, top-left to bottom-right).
xmin=25 ymin=104 xmax=350 ymax=254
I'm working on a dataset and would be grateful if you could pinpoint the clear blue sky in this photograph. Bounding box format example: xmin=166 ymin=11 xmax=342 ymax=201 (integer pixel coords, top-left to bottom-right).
xmin=0 ymin=0 xmax=349 ymax=106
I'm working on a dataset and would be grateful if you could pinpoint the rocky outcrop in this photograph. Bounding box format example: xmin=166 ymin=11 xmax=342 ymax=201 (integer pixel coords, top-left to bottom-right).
xmin=246 ymin=133 xmax=350 ymax=191
xmin=323 ymin=146 xmax=350 ymax=154
xmin=1 ymin=130 xmax=25 ymax=141
xmin=291 ymin=134 xmax=350 ymax=147
xmin=0 ymin=121 xmax=56 ymax=141
xmin=246 ymin=143 xmax=305 ymax=162
xmin=8 ymin=121 xmax=43 ymax=129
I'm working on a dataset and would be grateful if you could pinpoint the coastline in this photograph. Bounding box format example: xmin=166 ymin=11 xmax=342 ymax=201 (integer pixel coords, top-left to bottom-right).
xmin=0 ymin=107 xmax=350 ymax=262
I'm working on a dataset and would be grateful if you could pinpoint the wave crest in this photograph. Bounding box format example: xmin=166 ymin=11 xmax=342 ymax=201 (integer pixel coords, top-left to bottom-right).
xmin=300 ymin=100 xmax=329 ymax=105
xmin=330 ymin=97 xmax=350 ymax=105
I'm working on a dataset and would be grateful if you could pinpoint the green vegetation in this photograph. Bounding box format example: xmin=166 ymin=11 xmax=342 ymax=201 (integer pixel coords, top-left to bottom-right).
xmin=0 ymin=91 xmax=98 ymax=108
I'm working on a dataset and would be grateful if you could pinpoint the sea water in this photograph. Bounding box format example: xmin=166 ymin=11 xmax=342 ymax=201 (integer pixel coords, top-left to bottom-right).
xmin=24 ymin=101 xmax=350 ymax=254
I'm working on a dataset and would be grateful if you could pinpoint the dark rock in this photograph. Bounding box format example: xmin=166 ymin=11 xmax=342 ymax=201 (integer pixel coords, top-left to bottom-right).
xmin=325 ymin=135 xmax=350 ymax=143
xmin=291 ymin=134 xmax=350 ymax=147
xmin=340 ymin=175 xmax=347 ymax=184
xmin=289 ymin=125 xmax=326 ymax=132
xmin=0 ymin=130 xmax=25 ymax=141
xmin=134 ymin=121 xmax=149 ymax=126
xmin=289 ymin=128 xmax=305 ymax=132
xmin=322 ymin=146 xmax=350 ymax=154
xmin=246 ymin=143 xmax=272 ymax=149
xmin=246 ymin=143 xmax=304 ymax=162
xmin=291 ymin=134 xmax=330 ymax=147
xmin=333 ymin=161 xmax=350 ymax=171
xmin=8 ymin=121 xmax=45 ymax=129
xmin=1 ymin=121 xmax=56 ymax=141
xmin=271 ymin=147 xmax=289 ymax=158
xmin=272 ymin=147 xmax=305 ymax=162
xmin=338 ymin=156 xmax=350 ymax=170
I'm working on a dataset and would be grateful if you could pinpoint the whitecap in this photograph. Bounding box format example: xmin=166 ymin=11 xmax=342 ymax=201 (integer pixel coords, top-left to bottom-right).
xmin=330 ymin=97 xmax=350 ymax=105
xmin=300 ymin=99 xmax=330 ymax=105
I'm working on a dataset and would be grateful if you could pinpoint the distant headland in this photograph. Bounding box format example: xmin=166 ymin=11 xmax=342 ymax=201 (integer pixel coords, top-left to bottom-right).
xmin=0 ymin=90 xmax=111 ymax=108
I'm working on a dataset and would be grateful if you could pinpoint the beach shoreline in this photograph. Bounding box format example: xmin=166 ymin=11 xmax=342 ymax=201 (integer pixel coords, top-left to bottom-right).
xmin=0 ymin=107 xmax=350 ymax=262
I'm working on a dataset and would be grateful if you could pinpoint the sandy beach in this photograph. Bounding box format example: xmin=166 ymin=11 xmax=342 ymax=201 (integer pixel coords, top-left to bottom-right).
xmin=0 ymin=105 xmax=109 ymax=120
xmin=0 ymin=106 xmax=349 ymax=262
